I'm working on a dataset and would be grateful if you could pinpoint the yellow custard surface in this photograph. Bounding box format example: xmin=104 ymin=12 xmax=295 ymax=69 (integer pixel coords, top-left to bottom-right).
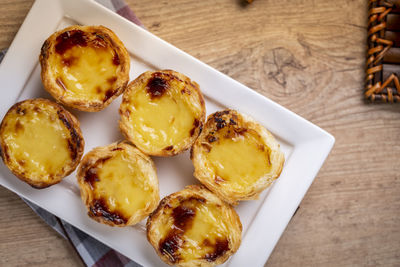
xmin=92 ymin=150 xmax=155 ymax=217
xmin=205 ymin=128 xmax=271 ymax=192
xmin=125 ymin=79 xmax=197 ymax=151
xmin=1 ymin=105 xmax=72 ymax=180
xmin=50 ymin=32 xmax=120 ymax=102
xmin=158 ymin=199 xmax=231 ymax=262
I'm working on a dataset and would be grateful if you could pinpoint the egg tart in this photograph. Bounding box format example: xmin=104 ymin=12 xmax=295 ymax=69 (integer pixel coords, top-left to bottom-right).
xmin=0 ymin=98 xmax=84 ymax=188
xmin=40 ymin=25 xmax=130 ymax=112
xmin=119 ymin=70 xmax=205 ymax=156
xmin=191 ymin=109 xmax=285 ymax=205
xmin=147 ymin=185 xmax=242 ymax=266
xmin=77 ymin=141 xmax=159 ymax=227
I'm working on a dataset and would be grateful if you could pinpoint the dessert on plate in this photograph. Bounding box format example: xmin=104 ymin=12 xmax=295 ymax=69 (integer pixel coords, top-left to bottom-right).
xmin=77 ymin=141 xmax=159 ymax=226
xmin=119 ymin=70 xmax=205 ymax=156
xmin=191 ymin=109 xmax=285 ymax=205
xmin=40 ymin=25 xmax=130 ymax=112
xmin=147 ymin=185 xmax=242 ymax=266
xmin=0 ymin=98 xmax=84 ymax=188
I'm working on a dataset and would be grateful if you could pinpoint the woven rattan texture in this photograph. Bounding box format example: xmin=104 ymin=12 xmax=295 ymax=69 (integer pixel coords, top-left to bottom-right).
xmin=366 ymin=0 xmax=400 ymax=102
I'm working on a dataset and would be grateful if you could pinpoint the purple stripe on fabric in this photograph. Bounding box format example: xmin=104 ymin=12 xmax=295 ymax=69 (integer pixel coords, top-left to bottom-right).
xmin=93 ymin=249 xmax=132 ymax=267
xmin=116 ymin=5 xmax=144 ymax=27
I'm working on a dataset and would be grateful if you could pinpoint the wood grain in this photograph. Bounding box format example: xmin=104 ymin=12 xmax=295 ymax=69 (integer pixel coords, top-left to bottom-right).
xmin=1 ymin=0 xmax=400 ymax=266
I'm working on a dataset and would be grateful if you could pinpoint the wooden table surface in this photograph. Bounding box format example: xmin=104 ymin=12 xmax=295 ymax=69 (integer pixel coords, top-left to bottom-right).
xmin=1 ymin=0 xmax=399 ymax=266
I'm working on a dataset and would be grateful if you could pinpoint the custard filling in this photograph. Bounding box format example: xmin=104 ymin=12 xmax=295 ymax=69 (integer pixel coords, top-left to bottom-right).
xmin=89 ymin=151 xmax=155 ymax=219
xmin=205 ymin=129 xmax=271 ymax=192
xmin=50 ymin=30 xmax=120 ymax=101
xmin=126 ymin=78 xmax=197 ymax=151
xmin=1 ymin=106 xmax=72 ymax=180
xmin=158 ymin=198 xmax=230 ymax=262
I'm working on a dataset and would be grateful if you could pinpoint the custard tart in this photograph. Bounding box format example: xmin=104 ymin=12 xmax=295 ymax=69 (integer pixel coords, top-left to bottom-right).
xmin=119 ymin=70 xmax=205 ymax=156
xmin=191 ymin=109 xmax=285 ymax=205
xmin=40 ymin=25 xmax=130 ymax=112
xmin=77 ymin=141 xmax=159 ymax=226
xmin=147 ymin=185 xmax=242 ymax=266
xmin=0 ymin=98 xmax=84 ymax=188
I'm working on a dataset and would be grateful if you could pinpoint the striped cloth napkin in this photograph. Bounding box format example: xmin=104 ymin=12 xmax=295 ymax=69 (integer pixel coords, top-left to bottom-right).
xmin=1 ymin=0 xmax=143 ymax=266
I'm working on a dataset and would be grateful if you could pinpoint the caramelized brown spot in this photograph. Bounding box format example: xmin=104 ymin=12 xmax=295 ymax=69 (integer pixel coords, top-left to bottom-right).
xmin=159 ymin=206 xmax=195 ymax=262
xmin=147 ymin=76 xmax=168 ymax=99
xmin=17 ymin=159 xmax=26 ymax=166
xmin=172 ymin=205 xmax=196 ymax=229
xmin=15 ymin=120 xmax=24 ymax=133
xmin=16 ymin=106 xmax=26 ymax=115
xmin=159 ymin=197 xmax=205 ymax=262
xmin=84 ymin=167 xmax=99 ymax=187
xmin=207 ymin=135 xmax=218 ymax=143
xmin=112 ymin=52 xmax=120 ymax=66
xmin=89 ymin=198 xmax=127 ymax=225
xmin=104 ymin=89 xmax=115 ymax=102
xmin=56 ymin=77 xmax=67 ymax=91
xmin=84 ymin=156 xmax=111 ymax=187
xmin=55 ymin=30 xmax=88 ymax=55
xmin=107 ymin=76 xmax=117 ymax=85
xmin=214 ymin=116 xmax=226 ymax=130
xmin=190 ymin=119 xmax=200 ymax=136
xmin=112 ymin=147 xmax=123 ymax=151
xmin=61 ymin=56 xmax=77 ymax=67
xmin=202 ymin=239 xmax=212 ymax=247
xmin=164 ymin=145 xmax=174 ymax=151
xmin=204 ymin=238 xmax=229 ymax=262
xmin=96 ymin=86 xmax=102 ymax=94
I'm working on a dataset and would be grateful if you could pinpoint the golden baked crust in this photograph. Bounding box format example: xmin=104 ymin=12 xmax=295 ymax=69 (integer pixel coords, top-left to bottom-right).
xmin=146 ymin=185 xmax=242 ymax=266
xmin=77 ymin=141 xmax=159 ymax=227
xmin=0 ymin=98 xmax=84 ymax=188
xmin=191 ymin=109 xmax=285 ymax=205
xmin=119 ymin=70 xmax=206 ymax=156
xmin=40 ymin=25 xmax=130 ymax=112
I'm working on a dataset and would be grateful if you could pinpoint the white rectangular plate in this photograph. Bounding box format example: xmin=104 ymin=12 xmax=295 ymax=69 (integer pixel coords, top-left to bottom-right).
xmin=0 ymin=0 xmax=334 ymax=266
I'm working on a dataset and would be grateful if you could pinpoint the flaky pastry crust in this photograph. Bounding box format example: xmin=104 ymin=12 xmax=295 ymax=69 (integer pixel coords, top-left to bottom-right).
xmin=191 ymin=109 xmax=285 ymax=205
xmin=0 ymin=98 xmax=84 ymax=188
xmin=40 ymin=25 xmax=130 ymax=112
xmin=146 ymin=185 xmax=242 ymax=266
